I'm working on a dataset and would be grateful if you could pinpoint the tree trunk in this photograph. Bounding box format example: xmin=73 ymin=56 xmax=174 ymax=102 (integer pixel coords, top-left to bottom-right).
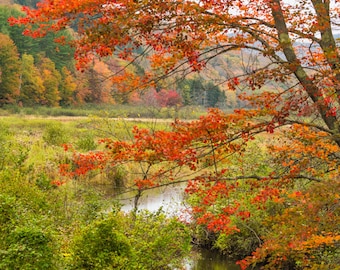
xmin=270 ymin=0 xmax=340 ymax=147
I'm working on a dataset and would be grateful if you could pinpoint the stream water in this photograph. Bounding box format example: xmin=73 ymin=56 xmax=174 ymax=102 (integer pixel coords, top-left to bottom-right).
xmin=117 ymin=184 xmax=241 ymax=270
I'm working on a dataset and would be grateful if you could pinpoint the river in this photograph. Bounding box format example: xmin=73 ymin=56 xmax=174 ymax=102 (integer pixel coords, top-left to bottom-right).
xmin=118 ymin=184 xmax=241 ymax=270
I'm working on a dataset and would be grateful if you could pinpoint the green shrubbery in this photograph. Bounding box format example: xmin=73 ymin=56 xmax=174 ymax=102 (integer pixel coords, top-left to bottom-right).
xmin=0 ymin=168 xmax=191 ymax=270
xmin=0 ymin=117 xmax=192 ymax=269
xmin=70 ymin=210 xmax=191 ymax=270
xmin=43 ymin=123 xmax=69 ymax=146
xmin=0 ymin=177 xmax=59 ymax=270
xmin=129 ymin=210 xmax=191 ymax=269
xmin=1 ymin=226 xmax=57 ymax=270
xmin=76 ymin=132 xmax=97 ymax=151
xmin=70 ymin=212 xmax=132 ymax=269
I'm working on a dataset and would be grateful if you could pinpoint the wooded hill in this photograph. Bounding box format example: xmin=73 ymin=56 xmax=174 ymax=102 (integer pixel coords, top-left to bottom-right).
xmin=0 ymin=1 xmax=280 ymax=109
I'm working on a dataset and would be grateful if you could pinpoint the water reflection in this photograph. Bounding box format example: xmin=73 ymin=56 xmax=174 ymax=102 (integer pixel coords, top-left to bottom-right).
xmin=185 ymin=248 xmax=240 ymax=270
xmin=119 ymin=184 xmax=186 ymax=215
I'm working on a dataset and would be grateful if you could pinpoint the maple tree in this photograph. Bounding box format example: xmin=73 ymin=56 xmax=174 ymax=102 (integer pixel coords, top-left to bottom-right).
xmin=12 ymin=0 xmax=340 ymax=268
xmin=10 ymin=0 xmax=340 ymax=140
xmin=86 ymin=60 xmax=115 ymax=103
xmin=59 ymin=107 xmax=339 ymax=268
xmin=154 ymin=89 xmax=182 ymax=107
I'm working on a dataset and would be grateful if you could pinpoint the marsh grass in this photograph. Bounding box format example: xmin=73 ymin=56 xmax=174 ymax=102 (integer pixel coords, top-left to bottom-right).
xmin=0 ymin=111 xmax=196 ymax=270
xmin=1 ymin=112 xmax=273 ymax=189
xmin=0 ymin=104 xmax=208 ymax=119
xmin=0 ymin=114 xmax=176 ymax=189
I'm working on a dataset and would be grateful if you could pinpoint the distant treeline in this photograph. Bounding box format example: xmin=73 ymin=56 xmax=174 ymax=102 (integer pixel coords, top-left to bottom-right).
xmin=0 ymin=4 xmax=233 ymax=109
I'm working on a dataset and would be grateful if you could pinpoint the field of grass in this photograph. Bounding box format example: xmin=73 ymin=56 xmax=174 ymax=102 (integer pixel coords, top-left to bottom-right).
xmin=0 ymin=112 xmax=182 ymax=199
xmin=0 ymin=104 xmax=210 ymax=119
xmin=0 ymin=104 xmax=212 ymax=194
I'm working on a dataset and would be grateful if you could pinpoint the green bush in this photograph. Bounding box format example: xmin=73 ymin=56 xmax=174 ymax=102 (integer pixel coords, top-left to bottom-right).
xmin=129 ymin=210 xmax=192 ymax=269
xmin=35 ymin=172 xmax=53 ymax=191
xmin=43 ymin=123 xmax=69 ymax=146
xmin=105 ymin=165 xmax=127 ymax=188
xmin=0 ymin=226 xmax=56 ymax=270
xmin=70 ymin=212 xmax=132 ymax=269
xmin=0 ymin=193 xmax=57 ymax=269
xmin=0 ymin=194 xmax=17 ymax=237
xmin=213 ymin=219 xmax=263 ymax=259
xmin=70 ymin=210 xmax=191 ymax=270
xmin=0 ymin=140 xmax=32 ymax=177
xmin=78 ymin=188 xmax=106 ymax=224
xmin=76 ymin=133 xmax=97 ymax=151
xmin=0 ymin=142 xmax=10 ymax=171
xmin=0 ymin=122 xmax=11 ymax=140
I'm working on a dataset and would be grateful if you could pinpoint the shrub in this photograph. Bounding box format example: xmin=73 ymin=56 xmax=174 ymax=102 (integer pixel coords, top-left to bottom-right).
xmin=0 ymin=194 xmax=17 ymax=237
xmin=0 ymin=225 xmax=57 ymax=270
xmin=76 ymin=133 xmax=97 ymax=151
xmin=78 ymin=188 xmax=106 ymax=224
xmin=35 ymin=172 xmax=53 ymax=191
xmin=43 ymin=123 xmax=68 ymax=146
xmin=104 ymin=165 xmax=127 ymax=188
xmin=70 ymin=209 xmax=192 ymax=270
xmin=0 ymin=122 xmax=11 ymax=140
xmin=0 ymin=142 xmax=10 ymax=171
xmin=70 ymin=212 xmax=132 ymax=269
xmin=129 ymin=210 xmax=192 ymax=269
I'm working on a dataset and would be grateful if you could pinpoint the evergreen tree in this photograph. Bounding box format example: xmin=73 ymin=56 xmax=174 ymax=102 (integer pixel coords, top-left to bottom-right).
xmin=206 ymin=82 xmax=226 ymax=108
xmin=0 ymin=5 xmax=38 ymax=56
xmin=178 ymin=78 xmax=226 ymax=107
xmin=37 ymin=31 xmax=75 ymax=71
xmin=0 ymin=5 xmax=75 ymax=71
xmin=189 ymin=78 xmax=205 ymax=106
xmin=177 ymin=77 xmax=205 ymax=106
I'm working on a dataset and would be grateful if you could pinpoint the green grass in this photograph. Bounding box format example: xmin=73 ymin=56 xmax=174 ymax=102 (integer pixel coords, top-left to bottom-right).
xmin=0 ymin=114 xmax=175 ymax=180
xmin=0 ymin=104 xmax=209 ymax=119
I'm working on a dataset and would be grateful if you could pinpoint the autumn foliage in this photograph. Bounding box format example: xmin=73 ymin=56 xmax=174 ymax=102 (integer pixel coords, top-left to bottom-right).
xmin=12 ymin=0 xmax=340 ymax=269
xmin=59 ymin=108 xmax=339 ymax=268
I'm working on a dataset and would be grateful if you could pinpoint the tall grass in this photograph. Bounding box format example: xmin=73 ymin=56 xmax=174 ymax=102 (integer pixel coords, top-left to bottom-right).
xmin=0 ymin=104 xmax=209 ymax=119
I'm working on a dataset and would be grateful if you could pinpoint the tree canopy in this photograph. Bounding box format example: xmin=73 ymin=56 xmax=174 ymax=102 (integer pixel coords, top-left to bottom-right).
xmin=0 ymin=33 xmax=20 ymax=105
xmin=10 ymin=0 xmax=340 ymax=144
xmin=11 ymin=0 xmax=340 ymax=269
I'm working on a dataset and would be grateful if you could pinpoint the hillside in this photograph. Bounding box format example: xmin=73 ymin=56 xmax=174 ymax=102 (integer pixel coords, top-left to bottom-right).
xmin=0 ymin=2 xmax=279 ymax=109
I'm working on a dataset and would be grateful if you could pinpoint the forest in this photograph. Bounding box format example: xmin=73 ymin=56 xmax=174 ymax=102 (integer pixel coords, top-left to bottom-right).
xmin=0 ymin=0 xmax=339 ymax=269
xmin=1 ymin=1 xmax=229 ymax=109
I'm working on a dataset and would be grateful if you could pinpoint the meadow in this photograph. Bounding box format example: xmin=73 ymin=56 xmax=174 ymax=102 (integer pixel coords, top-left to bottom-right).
xmin=0 ymin=107 xmax=197 ymax=270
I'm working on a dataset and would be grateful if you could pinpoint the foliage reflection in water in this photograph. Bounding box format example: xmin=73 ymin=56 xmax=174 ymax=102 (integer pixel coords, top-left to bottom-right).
xmin=185 ymin=248 xmax=240 ymax=270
